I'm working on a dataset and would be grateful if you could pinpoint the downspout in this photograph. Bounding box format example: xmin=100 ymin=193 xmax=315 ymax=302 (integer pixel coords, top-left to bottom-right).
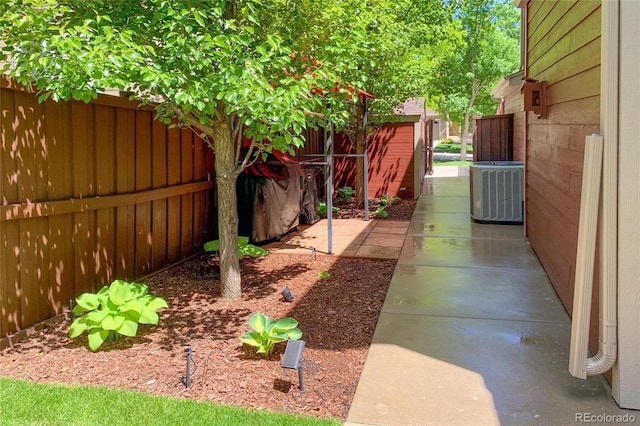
xmin=569 ymin=0 xmax=618 ymax=379
xmin=568 ymin=134 xmax=603 ymax=379
xmin=588 ymin=0 xmax=618 ymax=376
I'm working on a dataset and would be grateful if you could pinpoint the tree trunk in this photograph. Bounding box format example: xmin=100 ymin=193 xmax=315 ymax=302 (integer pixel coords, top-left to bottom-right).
xmin=460 ymin=113 xmax=471 ymax=161
xmin=213 ymin=121 xmax=242 ymax=299
xmin=460 ymin=86 xmax=480 ymax=161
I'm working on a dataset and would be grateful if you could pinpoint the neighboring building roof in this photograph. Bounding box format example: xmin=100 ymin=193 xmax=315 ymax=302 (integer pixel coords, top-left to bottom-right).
xmin=490 ymin=70 xmax=525 ymax=100
xmin=395 ymin=98 xmax=441 ymax=121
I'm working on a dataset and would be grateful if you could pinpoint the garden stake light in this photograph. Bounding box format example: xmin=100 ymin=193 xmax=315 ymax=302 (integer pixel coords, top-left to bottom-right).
xmin=281 ymin=340 xmax=306 ymax=392
xmin=182 ymin=346 xmax=196 ymax=388
xmin=68 ymin=299 xmax=76 ymax=318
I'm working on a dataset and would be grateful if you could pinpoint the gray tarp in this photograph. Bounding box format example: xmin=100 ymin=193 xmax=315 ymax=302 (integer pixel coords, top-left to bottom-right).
xmin=252 ymin=165 xmax=302 ymax=242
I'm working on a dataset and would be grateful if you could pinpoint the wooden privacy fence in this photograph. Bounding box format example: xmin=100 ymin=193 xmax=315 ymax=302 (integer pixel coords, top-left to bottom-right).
xmin=473 ymin=114 xmax=514 ymax=162
xmin=0 ymin=79 xmax=214 ymax=340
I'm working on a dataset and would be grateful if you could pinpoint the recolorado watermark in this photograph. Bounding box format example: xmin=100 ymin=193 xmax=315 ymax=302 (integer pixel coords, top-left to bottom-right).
xmin=576 ymin=412 xmax=637 ymax=423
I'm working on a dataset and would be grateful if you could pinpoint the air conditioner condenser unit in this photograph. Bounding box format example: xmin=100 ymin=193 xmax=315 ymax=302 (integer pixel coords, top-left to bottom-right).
xmin=470 ymin=161 xmax=524 ymax=224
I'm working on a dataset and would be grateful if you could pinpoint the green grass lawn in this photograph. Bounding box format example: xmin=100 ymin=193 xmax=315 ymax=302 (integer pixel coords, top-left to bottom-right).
xmin=432 ymin=159 xmax=471 ymax=167
xmin=0 ymin=377 xmax=341 ymax=426
xmin=433 ymin=143 xmax=473 ymax=154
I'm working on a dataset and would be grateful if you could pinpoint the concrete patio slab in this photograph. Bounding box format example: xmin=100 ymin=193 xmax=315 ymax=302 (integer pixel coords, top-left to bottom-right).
xmin=266 ymin=219 xmax=410 ymax=260
xmin=354 ymin=245 xmax=402 ymax=259
xmin=362 ymin=234 xmax=406 ymax=248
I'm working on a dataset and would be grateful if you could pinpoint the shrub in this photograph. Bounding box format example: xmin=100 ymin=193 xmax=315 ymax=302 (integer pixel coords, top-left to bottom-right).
xmin=380 ymin=194 xmax=401 ymax=206
xmin=439 ymin=138 xmax=455 ymax=144
xmin=317 ymin=271 xmax=331 ymax=282
xmin=69 ymin=280 xmax=168 ymax=351
xmin=203 ymin=236 xmax=267 ymax=259
xmin=372 ymin=206 xmax=388 ymax=218
xmin=317 ymin=202 xmax=340 ymax=218
xmin=336 ymin=186 xmax=355 ymax=202
xmin=240 ymin=313 xmax=302 ymax=357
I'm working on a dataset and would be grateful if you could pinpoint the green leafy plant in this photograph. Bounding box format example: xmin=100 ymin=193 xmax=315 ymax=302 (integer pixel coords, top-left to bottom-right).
xmin=336 ymin=186 xmax=355 ymax=202
xmin=433 ymin=143 xmax=473 ymax=154
xmin=372 ymin=206 xmax=388 ymax=218
xmin=317 ymin=202 xmax=340 ymax=218
xmin=317 ymin=271 xmax=331 ymax=283
xmin=204 ymin=236 xmax=267 ymax=259
xmin=69 ymin=280 xmax=168 ymax=351
xmin=380 ymin=194 xmax=401 ymax=206
xmin=240 ymin=313 xmax=302 ymax=357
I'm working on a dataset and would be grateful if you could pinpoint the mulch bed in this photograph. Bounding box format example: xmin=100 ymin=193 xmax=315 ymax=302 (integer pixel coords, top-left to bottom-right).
xmin=333 ymin=197 xmax=416 ymax=221
xmin=0 ymin=198 xmax=416 ymax=421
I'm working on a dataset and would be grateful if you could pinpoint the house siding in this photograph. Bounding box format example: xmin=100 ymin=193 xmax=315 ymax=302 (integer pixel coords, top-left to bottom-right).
xmin=525 ymin=0 xmax=601 ymax=354
xmin=502 ymin=90 xmax=525 ymax=162
xmin=512 ymin=112 xmax=526 ymax=162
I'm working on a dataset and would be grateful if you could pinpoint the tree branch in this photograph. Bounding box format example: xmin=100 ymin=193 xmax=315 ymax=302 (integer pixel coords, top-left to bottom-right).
xmin=234 ymin=116 xmax=243 ymax=168
xmin=294 ymin=109 xmax=326 ymax=119
xmin=239 ymin=139 xmax=259 ymax=172
xmin=170 ymin=105 xmax=216 ymax=137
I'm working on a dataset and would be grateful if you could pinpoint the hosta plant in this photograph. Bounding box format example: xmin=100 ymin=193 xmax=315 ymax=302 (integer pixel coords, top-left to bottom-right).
xmin=69 ymin=280 xmax=168 ymax=351
xmin=337 ymin=186 xmax=355 ymax=202
xmin=317 ymin=202 xmax=340 ymax=218
xmin=204 ymin=236 xmax=268 ymax=259
xmin=380 ymin=194 xmax=401 ymax=206
xmin=317 ymin=271 xmax=331 ymax=282
xmin=240 ymin=313 xmax=302 ymax=357
xmin=372 ymin=206 xmax=388 ymax=218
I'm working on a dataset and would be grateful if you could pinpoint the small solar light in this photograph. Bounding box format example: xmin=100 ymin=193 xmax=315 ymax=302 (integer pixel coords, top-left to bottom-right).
xmin=399 ymin=187 xmax=407 ymax=199
xmin=69 ymin=299 xmax=77 ymax=318
xmin=281 ymin=340 xmax=306 ymax=392
xmin=281 ymin=286 xmax=295 ymax=302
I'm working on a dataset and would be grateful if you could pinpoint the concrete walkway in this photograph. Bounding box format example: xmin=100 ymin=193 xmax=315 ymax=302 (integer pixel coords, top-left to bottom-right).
xmin=345 ymin=169 xmax=637 ymax=425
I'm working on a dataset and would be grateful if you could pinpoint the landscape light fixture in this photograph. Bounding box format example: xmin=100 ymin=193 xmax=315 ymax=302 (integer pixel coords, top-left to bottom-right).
xmin=281 ymin=286 xmax=295 ymax=302
xmin=69 ymin=299 xmax=76 ymax=318
xmin=182 ymin=346 xmax=196 ymax=388
xmin=281 ymin=339 xmax=306 ymax=392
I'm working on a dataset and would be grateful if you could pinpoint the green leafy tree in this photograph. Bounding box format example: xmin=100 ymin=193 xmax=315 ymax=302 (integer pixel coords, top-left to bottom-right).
xmin=426 ymin=0 xmax=520 ymax=159
xmin=0 ymin=0 xmax=365 ymax=298
xmin=335 ymin=0 xmax=452 ymax=206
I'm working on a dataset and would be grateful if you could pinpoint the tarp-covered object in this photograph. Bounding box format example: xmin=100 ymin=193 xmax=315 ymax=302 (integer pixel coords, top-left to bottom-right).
xmin=252 ymin=165 xmax=302 ymax=242
xmin=300 ymin=169 xmax=320 ymax=224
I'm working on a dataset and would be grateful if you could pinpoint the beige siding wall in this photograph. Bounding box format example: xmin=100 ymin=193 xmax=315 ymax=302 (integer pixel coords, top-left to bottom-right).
xmin=525 ymin=0 xmax=601 ymax=338
xmin=502 ymin=90 xmax=525 ymax=161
